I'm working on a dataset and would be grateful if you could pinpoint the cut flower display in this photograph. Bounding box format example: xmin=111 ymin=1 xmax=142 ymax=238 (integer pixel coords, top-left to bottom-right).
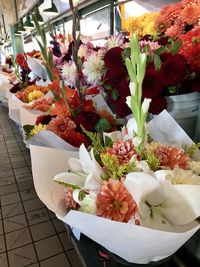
xmin=29 ymin=35 xmax=200 ymax=263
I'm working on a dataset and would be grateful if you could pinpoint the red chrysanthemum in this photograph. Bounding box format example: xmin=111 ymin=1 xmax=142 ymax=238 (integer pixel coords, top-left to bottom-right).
xmin=155 ymin=145 xmax=190 ymax=169
xmin=104 ymin=47 xmax=124 ymax=69
xmin=96 ymin=179 xmax=138 ymax=222
xmin=67 ymin=131 xmax=89 ymax=148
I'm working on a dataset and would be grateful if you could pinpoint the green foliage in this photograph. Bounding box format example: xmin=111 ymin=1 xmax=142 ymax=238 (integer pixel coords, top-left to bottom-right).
xmin=95 ymin=118 xmax=111 ymax=132
xmin=81 ymin=127 xmax=104 ymax=154
xmin=23 ymin=125 xmax=34 ymax=138
xmin=153 ymin=53 xmax=161 ymax=71
xmin=104 ymin=136 xmax=113 ymax=147
xmin=186 ymin=143 xmax=200 ymax=158
xmin=111 ymin=89 xmax=119 ymax=100
xmin=170 ymin=39 xmax=182 ymax=54
xmin=55 ymin=180 xmax=80 ymax=190
xmin=143 ymin=150 xmax=160 ymax=171
xmin=101 ymin=153 xmax=136 ymax=180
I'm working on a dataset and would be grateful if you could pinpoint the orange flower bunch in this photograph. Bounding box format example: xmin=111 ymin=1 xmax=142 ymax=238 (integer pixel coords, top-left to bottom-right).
xmin=15 ymin=85 xmax=49 ymax=103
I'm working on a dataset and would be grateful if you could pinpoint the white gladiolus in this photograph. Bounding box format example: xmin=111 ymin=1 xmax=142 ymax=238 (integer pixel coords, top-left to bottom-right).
xmin=129 ymin=82 xmax=136 ymax=96
xmin=126 ymin=96 xmax=131 ymax=109
xmin=142 ymin=98 xmax=151 ymax=113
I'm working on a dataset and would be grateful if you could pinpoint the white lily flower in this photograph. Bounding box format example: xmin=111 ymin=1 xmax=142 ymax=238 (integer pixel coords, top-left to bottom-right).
xmin=53 ymin=144 xmax=103 ymax=192
xmin=124 ymin=172 xmax=200 ymax=232
xmin=142 ymin=98 xmax=151 ymax=114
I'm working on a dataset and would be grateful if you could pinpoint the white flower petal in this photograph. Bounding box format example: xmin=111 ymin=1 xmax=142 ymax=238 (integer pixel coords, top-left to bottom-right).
xmin=161 ymin=184 xmax=200 ymax=225
xmin=154 ymin=170 xmax=172 ymax=184
xmin=73 ymin=189 xmax=81 ymax=204
xmin=85 ymin=174 xmax=102 ymax=191
xmin=79 ymin=144 xmax=93 ymax=174
xmin=53 ymin=172 xmax=85 ymax=188
xmin=127 ymin=118 xmax=138 ymax=138
xmin=68 ymin=158 xmax=82 ymax=172
xmin=126 ymin=96 xmax=131 ymax=109
xmin=104 ymin=131 xmax=123 ymax=142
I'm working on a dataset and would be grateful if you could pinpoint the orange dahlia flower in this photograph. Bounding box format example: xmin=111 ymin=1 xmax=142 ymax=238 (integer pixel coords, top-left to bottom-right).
xmin=155 ymin=145 xmax=190 ymax=170
xmin=96 ymin=179 xmax=137 ymax=222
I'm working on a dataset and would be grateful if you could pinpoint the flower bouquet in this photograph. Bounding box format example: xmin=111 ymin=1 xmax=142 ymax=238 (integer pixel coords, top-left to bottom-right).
xmin=30 ymin=35 xmax=200 ymax=264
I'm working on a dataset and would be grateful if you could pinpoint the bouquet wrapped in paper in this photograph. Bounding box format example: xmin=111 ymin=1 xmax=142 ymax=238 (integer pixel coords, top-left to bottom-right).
xmin=30 ymin=35 xmax=200 ymax=264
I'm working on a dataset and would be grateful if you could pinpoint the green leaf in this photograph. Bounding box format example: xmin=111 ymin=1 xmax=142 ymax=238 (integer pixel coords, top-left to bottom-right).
xmin=95 ymin=118 xmax=111 ymax=132
xmin=154 ymin=46 xmax=167 ymax=55
xmin=104 ymin=136 xmax=113 ymax=147
xmin=153 ymin=53 xmax=161 ymax=71
xmin=111 ymin=89 xmax=119 ymax=100
xmin=51 ymin=90 xmax=60 ymax=102
xmin=171 ymin=39 xmax=182 ymax=54
xmin=23 ymin=125 xmax=34 ymax=135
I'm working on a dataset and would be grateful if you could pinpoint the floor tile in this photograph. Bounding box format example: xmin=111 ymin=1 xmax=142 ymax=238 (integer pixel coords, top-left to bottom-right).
xmin=30 ymin=221 xmax=56 ymax=241
xmin=23 ymin=198 xmax=45 ymax=212
xmin=52 ymin=218 xmax=66 ymax=233
xmin=5 ymin=228 xmax=32 ymax=250
xmin=10 ymin=156 xmax=24 ymax=163
xmin=35 ymin=235 xmax=63 ymax=260
xmin=3 ymin=214 xmax=27 ymax=233
xmin=15 ymin=173 xmax=32 ymax=183
xmin=1 ymin=192 xmax=21 ymax=206
xmin=8 ymin=151 xmax=24 ymax=159
xmin=11 ymin=161 xmax=28 ymax=169
xmin=20 ymin=188 xmax=37 ymax=201
xmin=0 ymin=169 xmax=14 ymax=178
xmin=0 ymin=252 xmax=8 ymax=267
xmin=0 ymin=176 xmax=16 ymax=187
xmin=0 ymin=234 xmax=6 ymax=253
xmin=0 ymin=220 xmax=3 ymax=235
xmin=0 ymin=184 xmax=18 ymax=196
xmin=40 ymin=253 xmax=70 ymax=267
xmin=48 ymin=210 xmax=56 ymax=219
xmin=66 ymin=249 xmax=84 ymax=267
xmin=14 ymin=167 xmax=30 ymax=176
xmin=18 ymin=180 xmax=34 ymax=191
xmin=2 ymin=202 xmax=24 ymax=219
xmin=8 ymin=244 xmax=37 ymax=267
xmin=59 ymin=232 xmax=74 ymax=251
xmin=26 ymin=208 xmax=50 ymax=226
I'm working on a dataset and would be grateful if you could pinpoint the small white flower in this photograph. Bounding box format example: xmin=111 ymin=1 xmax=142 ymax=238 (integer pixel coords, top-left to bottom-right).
xmin=82 ymin=52 xmax=105 ymax=85
xmin=142 ymin=98 xmax=151 ymax=114
xmin=62 ymin=61 xmax=76 ymax=87
xmin=132 ymin=136 xmax=142 ymax=147
xmin=129 ymin=82 xmax=136 ymax=96
xmin=126 ymin=96 xmax=131 ymax=109
xmin=79 ymin=193 xmax=97 ymax=214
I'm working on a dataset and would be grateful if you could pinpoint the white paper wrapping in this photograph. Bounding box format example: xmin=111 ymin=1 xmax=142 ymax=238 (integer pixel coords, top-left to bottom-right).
xmin=30 ymin=145 xmax=78 ymax=216
xmin=26 ymin=130 xmax=78 ymax=151
xmin=8 ymin=94 xmax=24 ymax=125
xmin=20 ymin=107 xmax=46 ymax=126
xmin=30 ymin=111 xmax=200 ymax=263
xmin=27 ymin=56 xmax=47 ymax=80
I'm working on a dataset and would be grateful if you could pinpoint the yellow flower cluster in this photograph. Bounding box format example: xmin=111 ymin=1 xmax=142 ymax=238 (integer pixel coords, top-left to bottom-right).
xmin=27 ymin=90 xmax=45 ymax=103
xmin=29 ymin=124 xmax=46 ymax=138
xmin=166 ymin=168 xmax=200 ymax=185
xmin=125 ymin=12 xmax=159 ymax=37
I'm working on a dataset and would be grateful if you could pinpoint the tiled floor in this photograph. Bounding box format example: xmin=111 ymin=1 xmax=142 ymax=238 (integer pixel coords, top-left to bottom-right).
xmin=0 ymin=103 xmax=84 ymax=267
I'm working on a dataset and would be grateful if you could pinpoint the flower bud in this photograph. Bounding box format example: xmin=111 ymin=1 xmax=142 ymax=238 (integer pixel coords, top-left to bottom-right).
xmin=142 ymin=98 xmax=151 ymax=114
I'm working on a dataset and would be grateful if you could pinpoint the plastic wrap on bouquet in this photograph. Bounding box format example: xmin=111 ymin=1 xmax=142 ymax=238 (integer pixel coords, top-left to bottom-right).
xmin=26 ymin=130 xmax=78 ymax=151
xmin=30 ymin=145 xmax=78 ymax=216
xmin=30 ymin=110 xmax=200 ymax=264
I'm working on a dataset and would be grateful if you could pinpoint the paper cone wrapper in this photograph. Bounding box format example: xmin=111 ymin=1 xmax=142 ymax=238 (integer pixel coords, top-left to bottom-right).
xmin=20 ymin=107 xmax=46 ymax=126
xmin=27 ymin=56 xmax=47 ymax=80
xmin=26 ymin=130 xmax=78 ymax=151
xmin=29 ymin=110 xmax=200 ymax=263
xmin=30 ymin=145 xmax=78 ymax=216
xmin=8 ymin=94 xmax=24 ymax=125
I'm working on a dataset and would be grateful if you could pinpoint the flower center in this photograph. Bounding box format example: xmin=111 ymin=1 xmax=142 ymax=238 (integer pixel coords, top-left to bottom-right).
xmin=113 ymin=200 xmax=122 ymax=209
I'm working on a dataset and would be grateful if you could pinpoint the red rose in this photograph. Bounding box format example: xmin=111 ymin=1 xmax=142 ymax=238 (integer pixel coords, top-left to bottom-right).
xmin=104 ymin=47 xmax=124 ymax=69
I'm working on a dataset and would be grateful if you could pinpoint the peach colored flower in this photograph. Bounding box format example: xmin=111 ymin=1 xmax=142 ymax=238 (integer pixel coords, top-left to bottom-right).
xmin=165 ymin=25 xmax=183 ymax=38
xmin=155 ymin=145 xmax=190 ymax=170
xmin=46 ymin=115 xmax=76 ymax=141
xmin=96 ymin=179 xmax=137 ymax=222
xmin=107 ymin=140 xmax=140 ymax=164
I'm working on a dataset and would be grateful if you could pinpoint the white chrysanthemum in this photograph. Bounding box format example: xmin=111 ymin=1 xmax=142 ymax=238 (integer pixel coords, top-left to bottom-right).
xmin=82 ymin=52 xmax=105 ymax=85
xmin=166 ymin=167 xmax=200 ymax=185
xmin=79 ymin=193 xmax=97 ymax=214
xmin=78 ymin=44 xmax=88 ymax=58
xmin=190 ymin=160 xmax=200 ymax=175
xmin=62 ymin=61 xmax=76 ymax=87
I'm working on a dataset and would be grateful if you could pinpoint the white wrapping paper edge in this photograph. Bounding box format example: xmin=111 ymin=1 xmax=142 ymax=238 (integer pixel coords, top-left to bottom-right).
xmin=30 ymin=110 xmax=200 ymax=263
